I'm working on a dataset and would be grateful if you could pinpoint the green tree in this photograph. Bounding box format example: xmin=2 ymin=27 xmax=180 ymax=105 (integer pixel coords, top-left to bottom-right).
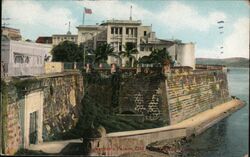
xmin=139 ymin=48 xmax=173 ymax=66
xmin=52 ymin=41 xmax=84 ymax=62
xmin=119 ymin=42 xmax=138 ymax=67
xmin=94 ymin=43 xmax=119 ymax=65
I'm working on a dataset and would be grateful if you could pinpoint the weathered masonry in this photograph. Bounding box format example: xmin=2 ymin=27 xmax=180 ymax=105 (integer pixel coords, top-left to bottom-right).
xmin=117 ymin=66 xmax=230 ymax=125
xmin=83 ymin=66 xmax=230 ymax=125
xmin=0 ymin=65 xmax=232 ymax=155
xmin=0 ymin=71 xmax=83 ymax=155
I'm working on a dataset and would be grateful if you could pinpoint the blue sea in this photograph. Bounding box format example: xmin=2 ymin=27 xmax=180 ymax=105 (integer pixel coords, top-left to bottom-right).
xmin=184 ymin=68 xmax=249 ymax=157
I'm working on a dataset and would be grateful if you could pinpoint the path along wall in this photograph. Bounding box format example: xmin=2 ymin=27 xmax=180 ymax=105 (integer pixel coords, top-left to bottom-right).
xmin=0 ymin=72 xmax=83 ymax=155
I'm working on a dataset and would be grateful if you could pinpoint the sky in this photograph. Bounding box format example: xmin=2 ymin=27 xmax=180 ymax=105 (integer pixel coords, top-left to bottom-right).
xmin=2 ymin=0 xmax=249 ymax=59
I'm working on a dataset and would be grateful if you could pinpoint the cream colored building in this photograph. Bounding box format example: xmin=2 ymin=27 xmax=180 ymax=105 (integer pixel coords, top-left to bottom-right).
xmin=1 ymin=26 xmax=22 ymax=41
xmin=52 ymin=31 xmax=78 ymax=46
xmin=76 ymin=19 xmax=195 ymax=68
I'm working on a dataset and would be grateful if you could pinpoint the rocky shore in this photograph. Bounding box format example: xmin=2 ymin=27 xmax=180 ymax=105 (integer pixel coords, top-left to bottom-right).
xmin=146 ymin=137 xmax=192 ymax=156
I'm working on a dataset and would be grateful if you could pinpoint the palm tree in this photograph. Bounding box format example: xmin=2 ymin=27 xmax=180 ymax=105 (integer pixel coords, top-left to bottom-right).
xmin=138 ymin=48 xmax=173 ymax=66
xmin=119 ymin=42 xmax=138 ymax=67
xmin=94 ymin=43 xmax=120 ymax=66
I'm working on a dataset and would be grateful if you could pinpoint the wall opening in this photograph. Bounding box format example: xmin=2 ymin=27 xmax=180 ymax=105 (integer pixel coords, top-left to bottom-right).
xmin=23 ymin=90 xmax=43 ymax=148
xmin=29 ymin=111 xmax=38 ymax=144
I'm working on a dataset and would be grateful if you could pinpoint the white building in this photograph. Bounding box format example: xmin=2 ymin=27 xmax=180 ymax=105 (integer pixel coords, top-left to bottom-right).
xmin=1 ymin=35 xmax=52 ymax=77
xmin=76 ymin=19 xmax=196 ymax=68
xmin=52 ymin=31 xmax=78 ymax=46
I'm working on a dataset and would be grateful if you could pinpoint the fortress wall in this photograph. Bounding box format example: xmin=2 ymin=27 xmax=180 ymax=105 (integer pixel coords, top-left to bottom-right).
xmin=118 ymin=68 xmax=169 ymax=122
xmin=166 ymin=69 xmax=230 ymax=124
xmin=42 ymin=73 xmax=83 ymax=141
xmin=1 ymin=72 xmax=83 ymax=154
xmin=90 ymin=127 xmax=186 ymax=156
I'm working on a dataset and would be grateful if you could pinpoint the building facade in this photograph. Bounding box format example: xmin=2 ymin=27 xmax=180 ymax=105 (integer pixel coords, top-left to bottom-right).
xmin=36 ymin=36 xmax=52 ymax=44
xmin=1 ymin=35 xmax=52 ymax=77
xmin=76 ymin=19 xmax=195 ymax=68
xmin=1 ymin=26 xmax=22 ymax=41
xmin=52 ymin=31 xmax=78 ymax=46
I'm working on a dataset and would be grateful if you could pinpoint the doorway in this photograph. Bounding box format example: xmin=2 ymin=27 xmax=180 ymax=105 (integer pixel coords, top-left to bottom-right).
xmin=29 ymin=111 xmax=38 ymax=144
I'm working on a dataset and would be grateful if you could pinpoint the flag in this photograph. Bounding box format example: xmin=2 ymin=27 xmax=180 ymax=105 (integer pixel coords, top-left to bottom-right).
xmin=84 ymin=7 xmax=92 ymax=14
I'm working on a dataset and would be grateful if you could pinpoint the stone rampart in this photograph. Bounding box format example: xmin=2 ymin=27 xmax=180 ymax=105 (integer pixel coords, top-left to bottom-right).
xmin=90 ymin=127 xmax=186 ymax=156
xmin=1 ymin=71 xmax=83 ymax=154
xmin=90 ymin=66 xmax=230 ymax=125
xmin=166 ymin=68 xmax=230 ymax=124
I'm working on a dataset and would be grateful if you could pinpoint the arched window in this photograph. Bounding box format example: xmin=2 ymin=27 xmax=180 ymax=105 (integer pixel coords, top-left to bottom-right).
xmin=14 ymin=54 xmax=24 ymax=64
xmin=25 ymin=56 xmax=30 ymax=63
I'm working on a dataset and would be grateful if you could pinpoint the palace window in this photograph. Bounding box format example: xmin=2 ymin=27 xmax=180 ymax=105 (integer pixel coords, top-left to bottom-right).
xmin=126 ymin=28 xmax=129 ymax=34
xmin=119 ymin=28 xmax=122 ymax=34
xmin=119 ymin=45 xmax=122 ymax=51
xmin=14 ymin=53 xmax=24 ymax=64
xmin=144 ymin=31 xmax=147 ymax=36
xmin=111 ymin=27 xmax=114 ymax=34
xmin=25 ymin=56 xmax=30 ymax=63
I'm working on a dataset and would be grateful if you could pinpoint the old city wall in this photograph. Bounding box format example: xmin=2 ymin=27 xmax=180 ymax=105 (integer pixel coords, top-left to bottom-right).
xmin=1 ymin=66 xmax=231 ymax=154
xmin=166 ymin=68 xmax=230 ymax=124
xmin=90 ymin=127 xmax=186 ymax=156
xmin=1 ymin=72 xmax=83 ymax=154
xmin=117 ymin=67 xmax=230 ymax=125
xmin=1 ymin=81 xmax=23 ymax=155
xmin=118 ymin=68 xmax=169 ymax=122
xmin=42 ymin=72 xmax=83 ymax=140
xmin=89 ymin=67 xmax=232 ymax=156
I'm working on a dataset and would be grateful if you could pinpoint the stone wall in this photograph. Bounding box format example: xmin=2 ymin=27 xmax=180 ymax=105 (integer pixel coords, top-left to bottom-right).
xmin=90 ymin=127 xmax=186 ymax=156
xmin=117 ymin=67 xmax=230 ymax=125
xmin=119 ymin=71 xmax=168 ymax=122
xmin=5 ymin=103 xmax=23 ymax=154
xmin=42 ymin=73 xmax=83 ymax=141
xmin=2 ymin=82 xmax=23 ymax=155
xmin=44 ymin=62 xmax=64 ymax=74
xmin=166 ymin=68 xmax=230 ymax=124
xmin=1 ymin=72 xmax=83 ymax=154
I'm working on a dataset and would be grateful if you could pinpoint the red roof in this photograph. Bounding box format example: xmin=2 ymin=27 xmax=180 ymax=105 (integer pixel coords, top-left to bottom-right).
xmin=36 ymin=36 xmax=52 ymax=44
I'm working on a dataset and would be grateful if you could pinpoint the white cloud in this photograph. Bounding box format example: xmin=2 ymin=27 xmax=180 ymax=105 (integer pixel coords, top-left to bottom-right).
xmin=223 ymin=17 xmax=249 ymax=58
xmin=158 ymin=2 xmax=226 ymax=32
xmin=77 ymin=0 xmax=152 ymax=22
xmin=2 ymin=0 xmax=78 ymax=39
xmin=3 ymin=0 xmax=247 ymax=59
xmin=196 ymin=17 xmax=249 ymax=59
xmin=78 ymin=1 xmax=227 ymax=32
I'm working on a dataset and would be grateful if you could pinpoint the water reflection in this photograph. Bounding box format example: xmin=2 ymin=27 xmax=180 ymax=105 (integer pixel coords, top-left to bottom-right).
xmin=182 ymin=119 xmax=227 ymax=157
xmin=182 ymin=68 xmax=249 ymax=157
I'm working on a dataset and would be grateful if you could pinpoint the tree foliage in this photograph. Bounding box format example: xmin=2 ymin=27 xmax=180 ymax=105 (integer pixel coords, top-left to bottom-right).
xmin=94 ymin=43 xmax=119 ymax=64
xmin=139 ymin=48 xmax=173 ymax=65
xmin=119 ymin=42 xmax=138 ymax=67
xmin=52 ymin=41 xmax=84 ymax=62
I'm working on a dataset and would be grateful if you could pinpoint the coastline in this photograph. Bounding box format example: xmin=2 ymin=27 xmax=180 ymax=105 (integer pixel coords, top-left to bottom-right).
xmin=90 ymin=99 xmax=245 ymax=156
xmin=121 ymin=99 xmax=245 ymax=156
